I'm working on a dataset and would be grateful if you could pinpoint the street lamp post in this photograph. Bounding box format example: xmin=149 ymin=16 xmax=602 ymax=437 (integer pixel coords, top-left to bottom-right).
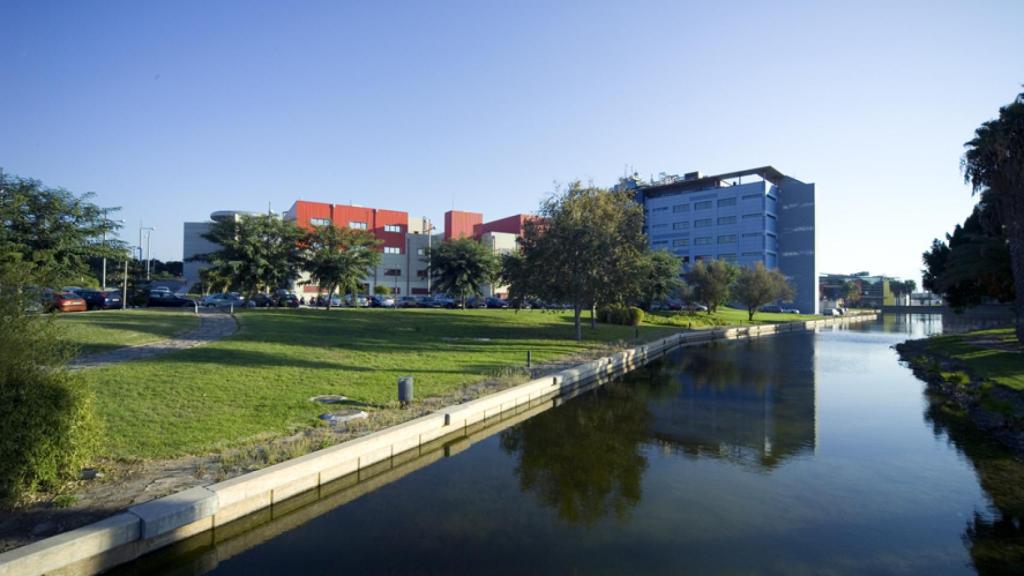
xmin=138 ymin=226 xmax=155 ymax=281
xmin=101 ymin=218 xmax=125 ymax=290
xmin=424 ymin=217 xmax=435 ymax=294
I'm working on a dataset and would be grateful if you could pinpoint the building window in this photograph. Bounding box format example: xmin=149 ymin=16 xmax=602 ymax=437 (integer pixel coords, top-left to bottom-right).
xmin=673 ymin=238 xmax=689 ymax=247
xmin=384 ymin=268 xmax=401 ymax=276
xmin=672 ymin=221 xmax=689 ymax=230
xmin=742 ymin=193 xmax=761 ymax=200
xmin=349 ymin=221 xmax=368 ymax=230
xmin=417 ymin=248 xmax=426 ymax=256
xmin=742 ymin=251 xmax=763 ymax=257
xmin=384 ymin=246 xmax=401 ymax=255
xmin=383 ymin=224 xmax=402 ymax=233
xmin=742 ymin=213 xmax=762 ymax=220
xmin=310 ymin=217 xmax=331 ymax=226
xmin=718 ymin=197 xmax=736 ymax=207
xmin=652 ymin=240 xmax=668 ymax=246
xmin=720 ymin=253 xmax=737 ymax=261
xmin=717 ymin=216 xmax=736 ymax=225
xmin=742 ymin=232 xmax=761 ymax=237
xmin=652 ymin=223 xmax=669 ymax=229
xmin=694 ymin=218 xmax=712 ymax=228
xmin=694 ymin=236 xmax=712 ymax=246
xmin=673 ymin=204 xmax=690 ymax=213
xmin=653 ymin=206 xmax=669 ymax=212
xmin=718 ymin=235 xmax=737 ymax=244
xmin=417 ymin=269 xmax=428 ymax=279
xmin=694 ymin=200 xmax=712 ymax=210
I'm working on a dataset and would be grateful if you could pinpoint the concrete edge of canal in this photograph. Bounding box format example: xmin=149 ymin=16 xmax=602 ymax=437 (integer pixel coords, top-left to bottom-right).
xmin=0 ymin=313 xmax=878 ymax=576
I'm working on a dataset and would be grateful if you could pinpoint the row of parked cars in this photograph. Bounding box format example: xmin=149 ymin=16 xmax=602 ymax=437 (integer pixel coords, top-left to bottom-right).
xmin=39 ymin=287 xmax=122 ymax=313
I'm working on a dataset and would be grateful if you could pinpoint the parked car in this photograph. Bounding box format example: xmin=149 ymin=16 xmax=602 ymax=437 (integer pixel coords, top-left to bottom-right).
xmin=686 ymin=302 xmax=709 ymax=312
xmin=201 ymin=293 xmax=243 ymax=307
xmin=464 ymin=296 xmax=487 ymax=309
xmin=417 ymin=296 xmax=442 ymax=308
xmin=823 ymin=308 xmax=841 ymax=316
xmin=759 ymin=305 xmax=784 ymax=313
xmin=370 ymin=295 xmax=396 ymax=308
xmin=397 ymin=296 xmax=419 ymax=308
xmin=42 ymin=289 xmax=87 ymax=313
xmin=783 ymin=308 xmax=801 ymax=314
xmin=277 ymin=293 xmax=300 ymax=308
xmin=433 ymin=295 xmax=460 ymax=309
xmin=485 ymin=297 xmax=509 ymax=309
xmin=245 ymin=293 xmax=276 ymax=308
xmin=148 ymin=291 xmax=196 ymax=308
xmin=74 ymin=289 xmax=122 ymax=310
xmin=344 ymin=294 xmax=369 ymax=307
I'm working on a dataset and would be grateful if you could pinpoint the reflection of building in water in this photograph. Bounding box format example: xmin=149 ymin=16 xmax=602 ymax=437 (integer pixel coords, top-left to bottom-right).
xmin=646 ymin=333 xmax=816 ymax=469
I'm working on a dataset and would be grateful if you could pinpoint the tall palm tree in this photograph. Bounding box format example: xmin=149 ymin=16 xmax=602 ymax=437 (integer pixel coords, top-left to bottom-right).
xmin=963 ymin=90 xmax=1024 ymax=341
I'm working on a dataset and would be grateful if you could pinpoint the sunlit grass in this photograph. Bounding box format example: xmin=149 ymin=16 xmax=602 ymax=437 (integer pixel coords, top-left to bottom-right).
xmin=57 ymin=309 xmax=200 ymax=356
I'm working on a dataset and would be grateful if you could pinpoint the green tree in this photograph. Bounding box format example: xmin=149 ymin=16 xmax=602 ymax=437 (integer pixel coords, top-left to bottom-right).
xmin=842 ymin=280 xmax=861 ymax=305
xmin=962 ymin=89 xmax=1024 ymax=341
xmin=0 ymin=171 xmax=128 ymax=287
xmin=921 ymin=201 xmax=1013 ymax=311
xmin=515 ymin=183 xmax=647 ymax=340
xmin=639 ymin=250 xmax=683 ymax=311
xmin=428 ymin=238 xmax=498 ymax=308
xmin=302 ymin=225 xmax=382 ymax=310
xmin=373 ymin=284 xmax=391 ymax=296
xmin=195 ymin=214 xmax=304 ymax=300
xmin=686 ymin=259 xmax=739 ymax=314
xmin=733 ymin=262 xmax=795 ymax=321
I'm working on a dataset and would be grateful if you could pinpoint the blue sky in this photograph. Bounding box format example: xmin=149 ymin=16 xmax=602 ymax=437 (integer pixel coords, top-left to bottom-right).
xmin=2 ymin=0 xmax=1021 ymax=284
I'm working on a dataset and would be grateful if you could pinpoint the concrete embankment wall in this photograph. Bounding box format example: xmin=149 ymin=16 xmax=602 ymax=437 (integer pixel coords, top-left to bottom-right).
xmin=0 ymin=313 xmax=876 ymax=576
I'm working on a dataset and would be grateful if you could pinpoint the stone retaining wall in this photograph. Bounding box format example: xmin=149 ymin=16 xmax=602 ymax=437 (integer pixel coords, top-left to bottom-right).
xmin=0 ymin=313 xmax=876 ymax=576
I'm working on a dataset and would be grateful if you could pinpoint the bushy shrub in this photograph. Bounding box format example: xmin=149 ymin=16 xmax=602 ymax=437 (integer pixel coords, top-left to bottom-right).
xmin=0 ymin=284 xmax=99 ymax=505
xmin=598 ymin=305 xmax=645 ymax=326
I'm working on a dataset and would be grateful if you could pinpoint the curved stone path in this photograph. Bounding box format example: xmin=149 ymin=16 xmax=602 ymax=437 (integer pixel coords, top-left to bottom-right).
xmin=69 ymin=311 xmax=238 ymax=370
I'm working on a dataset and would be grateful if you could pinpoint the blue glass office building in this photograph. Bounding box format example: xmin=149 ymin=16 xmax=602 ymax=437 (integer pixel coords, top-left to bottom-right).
xmin=635 ymin=166 xmax=817 ymax=315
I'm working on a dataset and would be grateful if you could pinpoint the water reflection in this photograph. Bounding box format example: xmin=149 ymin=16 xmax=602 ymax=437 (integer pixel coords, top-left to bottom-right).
xmin=499 ymin=380 xmax=653 ymax=525
xmin=645 ymin=333 xmax=816 ymax=470
xmin=924 ymin=392 xmax=1024 ymax=574
xmin=501 ymin=332 xmax=819 ymax=525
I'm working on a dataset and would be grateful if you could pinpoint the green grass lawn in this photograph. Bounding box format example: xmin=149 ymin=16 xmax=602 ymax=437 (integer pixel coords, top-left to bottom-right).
xmin=646 ymin=307 xmax=811 ymax=329
xmin=923 ymin=328 xmax=1024 ymax=392
xmin=58 ymin=309 xmax=201 ymax=356
xmin=75 ymin=307 xmax=815 ymax=460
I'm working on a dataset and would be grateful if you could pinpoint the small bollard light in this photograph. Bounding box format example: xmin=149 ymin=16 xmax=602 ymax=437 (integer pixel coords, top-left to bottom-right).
xmin=229 ymin=302 xmax=234 ymax=315
xmin=398 ymin=375 xmax=414 ymax=407
xmin=526 ymin=350 xmax=532 ymax=368
xmin=193 ymin=301 xmax=199 ymax=316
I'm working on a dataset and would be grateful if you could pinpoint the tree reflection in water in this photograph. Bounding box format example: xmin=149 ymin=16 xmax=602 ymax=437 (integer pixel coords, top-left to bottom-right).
xmin=924 ymin=392 xmax=1024 ymax=574
xmin=499 ymin=379 xmax=654 ymax=526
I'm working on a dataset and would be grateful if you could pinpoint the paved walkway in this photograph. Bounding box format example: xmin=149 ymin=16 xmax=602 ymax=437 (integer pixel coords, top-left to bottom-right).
xmin=70 ymin=311 xmax=238 ymax=370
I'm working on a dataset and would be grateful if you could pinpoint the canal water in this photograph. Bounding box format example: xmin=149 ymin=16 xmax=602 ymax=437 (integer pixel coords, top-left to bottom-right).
xmin=114 ymin=315 xmax=1023 ymax=575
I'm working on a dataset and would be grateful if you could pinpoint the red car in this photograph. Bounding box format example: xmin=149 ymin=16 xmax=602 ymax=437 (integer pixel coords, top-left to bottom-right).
xmin=42 ymin=290 xmax=87 ymax=313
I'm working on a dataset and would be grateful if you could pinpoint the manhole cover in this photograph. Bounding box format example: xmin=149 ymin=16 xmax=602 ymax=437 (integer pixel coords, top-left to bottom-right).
xmin=310 ymin=395 xmax=349 ymax=404
xmin=319 ymin=409 xmax=368 ymax=425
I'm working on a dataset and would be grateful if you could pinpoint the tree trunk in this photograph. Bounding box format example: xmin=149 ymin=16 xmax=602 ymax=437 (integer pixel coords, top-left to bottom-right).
xmin=1007 ymin=220 xmax=1024 ymax=343
xmin=748 ymin=307 xmax=755 ymax=322
xmin=573 ymin=304 xmax=582 ymax=341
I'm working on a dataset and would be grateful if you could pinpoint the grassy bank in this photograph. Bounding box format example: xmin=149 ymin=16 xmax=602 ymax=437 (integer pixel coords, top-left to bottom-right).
xmin=646 ymin=307 xmax=809 ymax=329
xmin=916 ymin=328 xmax=1024 ymax=392
xmin=72 ymin=306 xmax=816 ymax=460
xmin=76 ymin=308 xmax=670 ymax=459
xmin=58 ymin=309 xmax=200 ymax=356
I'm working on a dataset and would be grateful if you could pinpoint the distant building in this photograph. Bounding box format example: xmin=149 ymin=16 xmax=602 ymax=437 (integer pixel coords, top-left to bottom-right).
xmin=182 ymin=203 xmax=530 ymax=298
xmin=819 ymin=272 xmax=895 ymax=308
xmin=631 ymin=166 xmax=817 ymax=315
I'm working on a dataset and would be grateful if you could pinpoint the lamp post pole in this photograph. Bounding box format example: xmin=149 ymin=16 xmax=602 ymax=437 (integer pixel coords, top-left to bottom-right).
xmin=101 ymin=218 xmax=125 ymax=290
xmin=138 ymin=226 xmax=155 ymax=281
